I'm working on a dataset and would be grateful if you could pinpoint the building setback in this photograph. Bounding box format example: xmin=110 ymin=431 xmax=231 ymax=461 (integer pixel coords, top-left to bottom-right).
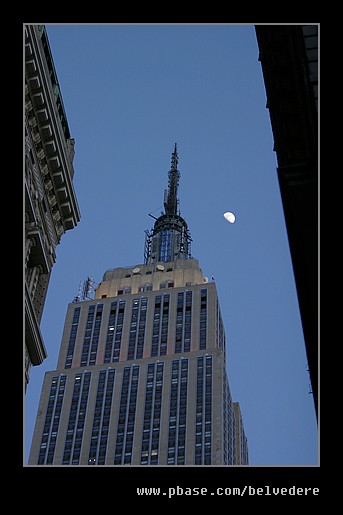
xmin=25 ymin=25 xmax=81 ymax=390
xmin=28 ymin=146 xmax=248 ymax=465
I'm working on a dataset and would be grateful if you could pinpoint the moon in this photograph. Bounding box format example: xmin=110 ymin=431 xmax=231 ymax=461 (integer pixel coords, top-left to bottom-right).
xmin=223 ymin=211 xmax=236 ymax=223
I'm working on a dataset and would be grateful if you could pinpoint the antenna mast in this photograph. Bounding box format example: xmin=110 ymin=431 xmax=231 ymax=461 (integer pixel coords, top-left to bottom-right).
xmin=73 ymin=276 xmax=94 ymax=302
xmin=164 ymin=143 xmax=180 ymax=216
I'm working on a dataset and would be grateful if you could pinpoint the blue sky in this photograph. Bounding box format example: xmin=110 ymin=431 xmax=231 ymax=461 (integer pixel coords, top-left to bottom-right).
xmin=24 ymin=23 xmax=318 ymax=465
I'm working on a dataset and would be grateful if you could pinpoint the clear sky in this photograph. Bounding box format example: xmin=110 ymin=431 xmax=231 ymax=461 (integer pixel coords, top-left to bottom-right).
xmin=24 ymin=23 xmax=318 ymax=466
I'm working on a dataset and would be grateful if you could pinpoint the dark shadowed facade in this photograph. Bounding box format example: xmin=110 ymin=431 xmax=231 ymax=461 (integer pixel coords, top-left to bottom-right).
xmin=255 ymin=25 xmax=318 ymax=418
xmin=25 ymin=25 xmax=81 ymax=390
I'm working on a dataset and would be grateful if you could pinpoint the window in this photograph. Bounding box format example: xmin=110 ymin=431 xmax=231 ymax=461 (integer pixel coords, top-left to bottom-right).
xmin=139 ymin=283 xmax=152 ymax=293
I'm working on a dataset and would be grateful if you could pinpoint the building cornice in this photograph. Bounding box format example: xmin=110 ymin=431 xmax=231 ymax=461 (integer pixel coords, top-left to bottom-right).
xmin=25 ymin=25 xmax=81 ymax=233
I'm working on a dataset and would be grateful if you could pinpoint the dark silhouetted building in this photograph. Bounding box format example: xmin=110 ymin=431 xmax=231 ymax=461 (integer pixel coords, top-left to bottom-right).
xmin=25 ymin=25 xmax=81 ymax=390
xmin=255 ymin=25 xmax=318 ymax=418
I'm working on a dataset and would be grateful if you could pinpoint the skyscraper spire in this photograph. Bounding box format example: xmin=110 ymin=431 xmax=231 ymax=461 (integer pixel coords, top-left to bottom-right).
xmin=144 ymin=144 xmax=192 ymax=265
xmin=164 ymin=143 xmax=180 ymax=216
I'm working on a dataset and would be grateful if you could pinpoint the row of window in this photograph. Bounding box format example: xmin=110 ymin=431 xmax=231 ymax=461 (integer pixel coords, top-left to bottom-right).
xmin=140 ymin=362 xmax=164 ymax=464
xmin=167 ymin=359 xmax=189 ymax=464
xmin=116 ymin=280 xmax=174 ymax=296
xmin=65 ymin=289 xmax=208 ymax=368
xmin=80 ymin=305 xmax=103 ymax=367
xmin=64 ymin=307 xmax=81 ymax=368
xmin=36 ymin=356 xmax=216 ymax=465
xmin=62 ymin=372 xmax=91 ymax=464
xmin=151 ymin=295 xmax=170 ymax=357
xmin=123 ymin=266 xmax=174 ymax=280
xmin=37 ymin=375 xmax=66 ymax=465
xmin=88 ymin=369 xmax=116 ymax=465
xmin=195 ymin=355 xmax=212 ymax=465
xmin=114 ymin=366 xmax=140 ymax=464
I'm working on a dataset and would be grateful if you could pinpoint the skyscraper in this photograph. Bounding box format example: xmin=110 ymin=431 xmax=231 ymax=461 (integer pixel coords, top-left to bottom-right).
xmin=28 ymin=145 xmax=248 ymax=465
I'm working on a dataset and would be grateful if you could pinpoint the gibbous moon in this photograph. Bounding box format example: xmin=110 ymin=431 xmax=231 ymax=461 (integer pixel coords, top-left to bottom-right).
xmin=223 ymin=211 xmax=236 ymax=223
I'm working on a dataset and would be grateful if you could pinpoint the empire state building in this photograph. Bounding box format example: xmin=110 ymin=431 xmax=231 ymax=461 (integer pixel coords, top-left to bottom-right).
xmin=28 ymin=145 xmax=248 ymax=466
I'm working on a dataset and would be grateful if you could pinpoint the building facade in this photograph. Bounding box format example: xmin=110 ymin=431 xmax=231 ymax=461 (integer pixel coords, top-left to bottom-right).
xmin=25 ymin=25 xmax=81 ymax=390
xmin=255 ymin=25 xmax=318 ymax=417
xmin=28 ymin=146 xmax=248 ymax=465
